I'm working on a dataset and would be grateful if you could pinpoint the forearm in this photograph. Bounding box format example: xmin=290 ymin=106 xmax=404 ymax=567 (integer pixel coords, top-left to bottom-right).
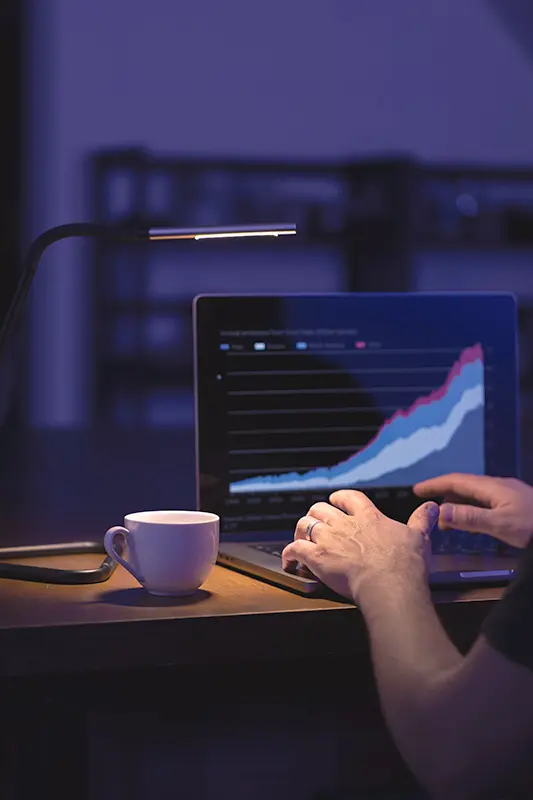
xmin=357 ymin=562 xmax=464 ymax=793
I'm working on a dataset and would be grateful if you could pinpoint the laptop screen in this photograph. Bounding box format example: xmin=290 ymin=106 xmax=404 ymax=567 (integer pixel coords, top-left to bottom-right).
xmin=194 ymin=293 xmax=518 ymax=537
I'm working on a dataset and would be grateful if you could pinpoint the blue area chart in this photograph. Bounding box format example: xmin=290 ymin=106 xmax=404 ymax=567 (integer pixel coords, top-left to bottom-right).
xmin=229 ymin=344 xmax=485 ymax=494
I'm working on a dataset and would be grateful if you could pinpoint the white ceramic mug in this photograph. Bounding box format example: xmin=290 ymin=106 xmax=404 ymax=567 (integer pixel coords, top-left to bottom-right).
xmin=104 ymin=510 xmax=219 ymax=596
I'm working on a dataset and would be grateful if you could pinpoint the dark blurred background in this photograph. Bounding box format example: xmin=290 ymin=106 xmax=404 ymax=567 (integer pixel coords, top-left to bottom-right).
xmin=2 ymin=0 xmax=533 ymax=532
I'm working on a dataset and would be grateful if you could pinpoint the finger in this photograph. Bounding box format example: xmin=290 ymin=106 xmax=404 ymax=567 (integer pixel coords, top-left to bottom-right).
xmin=281 ymin=539 xmax=320 ymax=574
xmin=439 ymin=502 xmax=495 ymax=534
xmin=407 ymin=502 xmax=440 ymax=538
xmin=329 ymin=489 xmax=378 ymax=516
xmin=308 ymin=501 xmax=346 ymax=524
xmin=295 ymin=515 xmax=327 ymax=542
xmin=413 ymin=473 xmax=495 ymax=505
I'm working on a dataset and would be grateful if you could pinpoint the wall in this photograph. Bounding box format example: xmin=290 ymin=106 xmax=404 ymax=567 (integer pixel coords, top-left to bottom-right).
xmin=26 ymin=0 xmax=533 ymax=425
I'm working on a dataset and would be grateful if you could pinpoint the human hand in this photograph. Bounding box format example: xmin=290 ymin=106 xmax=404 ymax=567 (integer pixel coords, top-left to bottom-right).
xmin=281 ymin=491 xmax=439 ymax=604
xmin=414 ymin=474 xmax=533 ymax=550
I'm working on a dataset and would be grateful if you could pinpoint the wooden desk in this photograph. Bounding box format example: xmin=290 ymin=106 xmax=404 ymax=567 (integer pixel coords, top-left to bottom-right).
xmin=0 ymin=555 xmax=501 ymax=679
xmin=0 ymin=430 xmax=505 ymax=799
xmin=0 ymin=554 xmax=501 ymax=800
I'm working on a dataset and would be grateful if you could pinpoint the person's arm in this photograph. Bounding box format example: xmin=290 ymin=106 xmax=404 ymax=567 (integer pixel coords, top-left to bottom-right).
xmin=360 ymin=570 xmax=533 ymax=799
xmin=282 ymin=491 xmax=533 ymax=799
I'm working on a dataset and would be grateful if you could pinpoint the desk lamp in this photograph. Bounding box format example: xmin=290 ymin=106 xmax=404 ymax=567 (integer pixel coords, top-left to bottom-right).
xmin=0 ymin=222 xmax=296 ymax=583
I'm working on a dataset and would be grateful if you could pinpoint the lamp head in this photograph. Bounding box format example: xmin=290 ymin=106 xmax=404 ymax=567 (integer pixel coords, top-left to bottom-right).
xmin=147 ymin=224 xmax=297 ymax=241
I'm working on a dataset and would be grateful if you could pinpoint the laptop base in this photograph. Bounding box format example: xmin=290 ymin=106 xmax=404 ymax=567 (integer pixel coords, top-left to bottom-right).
xmin=218 ymin=542 xmax=516 ymax=597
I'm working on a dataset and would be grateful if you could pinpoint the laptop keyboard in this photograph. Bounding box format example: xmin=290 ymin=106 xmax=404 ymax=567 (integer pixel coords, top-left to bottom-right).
xmin=253 ymin=543 xmax=288 ymax=558
xmin=253 ymin=534 xmax=517 ymax=558
xmin=432 ymin=530 xmax=517 ymax=555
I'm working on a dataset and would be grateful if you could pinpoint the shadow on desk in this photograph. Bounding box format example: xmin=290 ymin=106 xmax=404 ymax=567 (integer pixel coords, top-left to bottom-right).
xmin=96 ymin=587 xmax=212 ymax=607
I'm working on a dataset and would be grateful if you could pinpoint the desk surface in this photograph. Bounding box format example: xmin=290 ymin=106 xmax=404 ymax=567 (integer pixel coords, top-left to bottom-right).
xmin=0 ymin=553 xmax=501 ymax=679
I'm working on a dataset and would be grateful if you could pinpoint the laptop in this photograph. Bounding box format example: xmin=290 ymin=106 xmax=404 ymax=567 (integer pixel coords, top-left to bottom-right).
xmin=194 ymin=292 xmax=520 ymax=595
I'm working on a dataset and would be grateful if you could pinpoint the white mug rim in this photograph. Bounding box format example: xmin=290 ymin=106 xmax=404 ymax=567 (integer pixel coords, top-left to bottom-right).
xmin=124 ymin=510 xmax=219 ymax=526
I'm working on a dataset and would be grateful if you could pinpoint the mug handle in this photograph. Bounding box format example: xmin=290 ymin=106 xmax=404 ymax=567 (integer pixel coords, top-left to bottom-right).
xmin=104 ymin=526 xmax=143 ymax=583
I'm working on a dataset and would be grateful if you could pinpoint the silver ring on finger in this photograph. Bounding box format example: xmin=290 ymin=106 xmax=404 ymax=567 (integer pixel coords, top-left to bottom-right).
xmin=306 ymin=519 xmax=320 ymax=542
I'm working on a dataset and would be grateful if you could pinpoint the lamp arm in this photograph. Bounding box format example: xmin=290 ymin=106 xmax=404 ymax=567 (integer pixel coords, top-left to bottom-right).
xmin=0 ymin=223 xmax=145 ymax=360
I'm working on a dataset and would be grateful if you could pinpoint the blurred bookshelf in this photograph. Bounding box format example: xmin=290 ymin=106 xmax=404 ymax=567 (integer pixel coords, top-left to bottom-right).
xmin=89 ymin=150 xmax=533 ymax=471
